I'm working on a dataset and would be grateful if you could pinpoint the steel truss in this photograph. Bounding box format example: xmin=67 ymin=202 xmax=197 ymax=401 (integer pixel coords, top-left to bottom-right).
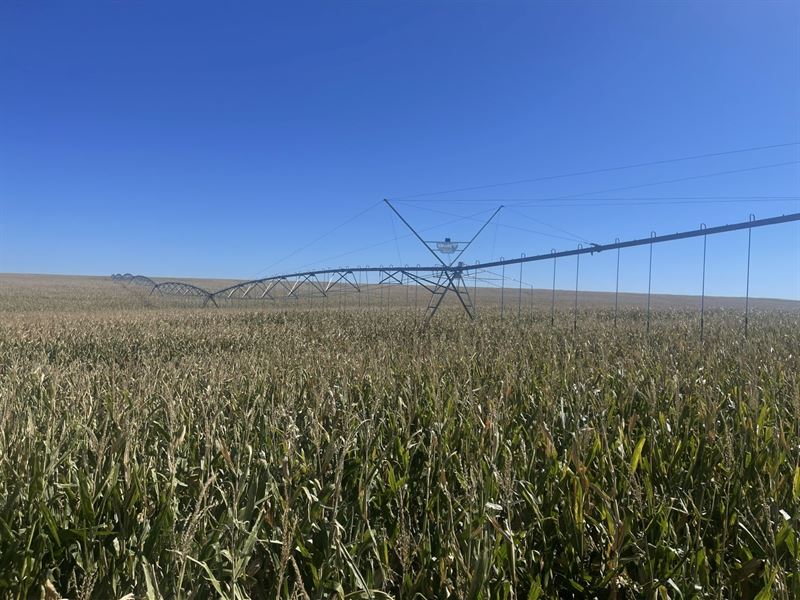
xmin=214 ymin=267 xmax=442 ymax=303
xmin=112 ymin=273 xmax=217 ymax=306
xmin=113 ymin=211 xmax=800 ymax=323
xmin=112 ymin=273 xmax=158 ymax=288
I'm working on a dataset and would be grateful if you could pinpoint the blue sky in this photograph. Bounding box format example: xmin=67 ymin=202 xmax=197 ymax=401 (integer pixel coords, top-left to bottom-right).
xmin=1 ymin=1 xmax=798 ymax=299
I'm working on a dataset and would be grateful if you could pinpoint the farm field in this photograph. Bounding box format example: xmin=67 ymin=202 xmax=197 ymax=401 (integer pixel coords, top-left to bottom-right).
xmin=0 ymin=274 xmax=798 ymax=598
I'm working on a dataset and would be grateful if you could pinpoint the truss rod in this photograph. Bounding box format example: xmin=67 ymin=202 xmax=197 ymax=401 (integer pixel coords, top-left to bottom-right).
xmin=384 ymin=199 xmax=450 ymax=268
xmin=466 ymin=212 xmax=800 ymax=272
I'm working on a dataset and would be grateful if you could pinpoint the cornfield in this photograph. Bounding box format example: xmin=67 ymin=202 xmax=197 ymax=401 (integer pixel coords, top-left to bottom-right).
xmin=1 ymin=276 xmax=798 ymax=598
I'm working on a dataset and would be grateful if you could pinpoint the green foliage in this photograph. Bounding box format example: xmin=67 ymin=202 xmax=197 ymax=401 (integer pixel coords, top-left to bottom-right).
xmin=0 ymin=301 xmax=798 ymax=598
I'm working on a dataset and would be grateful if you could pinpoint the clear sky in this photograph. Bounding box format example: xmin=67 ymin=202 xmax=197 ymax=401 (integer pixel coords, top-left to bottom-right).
xmin=1 ymin=1 xmax=799 ymax=299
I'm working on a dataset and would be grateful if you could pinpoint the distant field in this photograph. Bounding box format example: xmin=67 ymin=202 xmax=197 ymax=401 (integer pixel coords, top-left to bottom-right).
xmin=2 ymin=273 xmax=798 ymax=314
xmin=0 ymin=273 xmax=798 ymax=598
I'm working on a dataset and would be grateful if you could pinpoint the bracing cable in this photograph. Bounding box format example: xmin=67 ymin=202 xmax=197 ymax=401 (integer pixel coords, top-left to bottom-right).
xmin=389 ymin=142 xmax=799 ymax=200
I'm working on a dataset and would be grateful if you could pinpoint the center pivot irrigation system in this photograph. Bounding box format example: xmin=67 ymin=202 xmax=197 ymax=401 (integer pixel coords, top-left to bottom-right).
xmin=114 ymin=201 xmax=800 ymax=332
